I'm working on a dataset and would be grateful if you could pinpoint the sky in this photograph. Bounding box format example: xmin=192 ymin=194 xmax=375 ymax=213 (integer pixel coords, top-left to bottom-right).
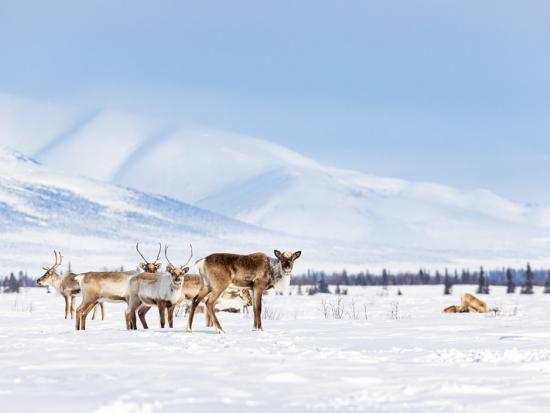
xmin=1 ymin=0 xmax=549 ymax=203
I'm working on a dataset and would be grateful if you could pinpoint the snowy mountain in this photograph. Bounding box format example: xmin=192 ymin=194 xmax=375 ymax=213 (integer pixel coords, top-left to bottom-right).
xmin=0 ymin=147 xmax=303 ymax=274
xmin=2 ymin=94 xmax=550 ymax=270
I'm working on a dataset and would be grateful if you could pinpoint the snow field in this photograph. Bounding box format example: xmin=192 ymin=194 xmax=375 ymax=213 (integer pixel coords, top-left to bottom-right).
xmin=1 ymin=285 xmax=550 ymax=412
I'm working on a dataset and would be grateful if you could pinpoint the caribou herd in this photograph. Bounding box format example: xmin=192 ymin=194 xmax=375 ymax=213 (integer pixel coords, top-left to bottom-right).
xmin=37 ymin=244 xmax=302 ymax=333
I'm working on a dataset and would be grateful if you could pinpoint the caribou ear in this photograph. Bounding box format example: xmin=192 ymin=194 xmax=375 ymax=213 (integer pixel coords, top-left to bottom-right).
xmin=183 ymin=267 xmax=190 ymax=274
xmin=155 ymin=263 xmax=162 ymax=271
xmin=42 ymin=267 xmax=49 ymax=271
xmin=274 ymin=250 xmax=282 ymax=259
xmin=292 ymin=251 xmax=302 ymax=260
xmin=139 ymin=262 xmax=147 ymax=270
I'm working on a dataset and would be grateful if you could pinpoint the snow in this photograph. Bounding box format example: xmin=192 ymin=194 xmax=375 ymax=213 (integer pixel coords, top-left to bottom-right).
xmin=6 ymin=145 xmax=550 ymax=274
xmin=1 ymin=97 xmax=544 ymax=246
xmin=37 ymin=111 xmax=155 ymax=182
xmin=4 ymin=97 xmax=550 ymax=268
xmin=0 ymin=147 xmax=282 ymax=274
xmin=1 ymin=285 xmax=550 ymax=412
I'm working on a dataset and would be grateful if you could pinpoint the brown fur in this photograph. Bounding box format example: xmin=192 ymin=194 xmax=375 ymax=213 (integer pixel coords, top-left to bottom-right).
xmin=182 ymin=274 xmax=252 ymax=327
xmin=37 ymin=254 xmax=104 ymax=320
xmin=138 ymin=274 xmax=253 ymax=329
xmin=126 ymin=244 xmax=193 ymax=330
xmin=443 ymin=305 xmax=469 ymax=313
xmin=126 ymin=272 xmax=164 ymax=330
xmin=125 ymin=272 xmax=182 ymax=330
xmin=75 ymin=271 xmax=143 ymax=330
xmin=136 ymin=242 xmax=162 ymax=273
xmin=461 ymin=293 xmax=488 ymax=313
xmin=187 ymin=249 xmax=301 ymax=333
xmin=444 ymin=293 xmax=494 ymax=314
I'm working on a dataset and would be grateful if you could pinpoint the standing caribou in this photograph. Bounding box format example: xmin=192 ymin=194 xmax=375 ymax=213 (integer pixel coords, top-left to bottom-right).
xmin=163 ymin=275 xmax=252 ymax=329
xmin=74 ymin=243 xmax=163 ymax=330
xmin=126 ymin=245 xmax=252 ymax=330
xmin=126 ymin=244 xmax=193 ymax=329
xmin=37 ymin=251 xmax=104 ymax=320
xmin=187 ymin=249 xmax=301 ymax=333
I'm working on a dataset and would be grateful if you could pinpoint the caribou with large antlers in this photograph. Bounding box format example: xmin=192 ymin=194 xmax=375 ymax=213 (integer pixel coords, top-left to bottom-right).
xmin=165 ymin=244 xmax=251 ymax=327
xmin=145 ymin=245 xmax=252 ymax=329
xmin=74 ymin=243 xmax=163 ymax=330
xmin=187 ymin=249 xmax=301 ymax=333
xmin=136 ymin=242 xmax=162 ymax=273
xmin=37 ymin=251 xmax=104 ymax=320
xmin=125 ymin=244 xmax=192 ymax=330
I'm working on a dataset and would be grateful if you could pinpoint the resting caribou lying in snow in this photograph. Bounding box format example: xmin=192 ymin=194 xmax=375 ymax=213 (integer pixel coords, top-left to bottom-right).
xmin=187 ymin=249 xmax=301 ymax=333
xmin=444 ymin=293 xmax=498 ymax=314
xmin=37 ymin=250 xmax=104 ymax=320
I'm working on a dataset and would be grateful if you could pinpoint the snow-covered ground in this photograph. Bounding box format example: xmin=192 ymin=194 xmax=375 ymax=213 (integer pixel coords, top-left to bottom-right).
xmin=1 ymin=285 xmax=549 ymax=413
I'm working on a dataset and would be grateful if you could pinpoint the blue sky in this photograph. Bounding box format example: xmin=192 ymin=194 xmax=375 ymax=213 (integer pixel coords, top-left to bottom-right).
xmin=1 ymin=1 xmax=549 ymax=202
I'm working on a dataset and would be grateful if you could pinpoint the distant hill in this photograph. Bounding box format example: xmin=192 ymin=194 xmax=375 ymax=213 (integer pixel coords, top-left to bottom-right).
xmin=2 ymin=94 xmax=550 ymax=271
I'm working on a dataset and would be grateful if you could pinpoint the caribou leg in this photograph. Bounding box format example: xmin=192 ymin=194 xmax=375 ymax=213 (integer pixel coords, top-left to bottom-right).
xmin=158 ymin=303 xmax=166 ymax=328
xmin=70 ymin=295 xmax=76 ymax=319
xmin=253 ymin=286 xmax=264 ymax=331
xmin=63 ymin=295 xmax=70 ymax=319
xmin=92 ymin=304 xmax=99 ymax=320
xmin=167 ymin=304 xmax=175 ymax=328
xmin=138 ymin=306 xmax=151 ymax=329
xmin=205 ymin=290 xmax=225 ymax=334
xmin=186 ymin=286 xmax=210 ymax=333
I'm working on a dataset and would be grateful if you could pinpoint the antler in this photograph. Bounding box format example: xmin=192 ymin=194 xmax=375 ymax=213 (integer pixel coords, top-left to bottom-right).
xmin=136 ymin=242 xmax=162 ymax=264
xmin=164 ymin=244 xmax=174 ymax=268
xmin=54 ymin=250 xmax=64 ymax=268
xmin=135 ymin=243 xmax=148 ymax=262
xmin=182 ymin=243 xmax=193 ymax=268
xmin=154 ymin=242 xmax=162 ymax=263
xmin=44 ymin=250 xmax=63 ymax=271
xmin=165 ymin=244 xmax=192 ymax=268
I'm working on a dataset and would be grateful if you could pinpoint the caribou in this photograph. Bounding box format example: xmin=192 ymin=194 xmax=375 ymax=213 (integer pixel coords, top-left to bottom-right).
xmin=443 ymin=293 xmax=498 ymax=314
xmin=74 ymin=243 xmax=163 ymax=330
xmin=125 ymin=244 xmax=192 ymax=330
xmin=187 ymin=249 xmax=301 ymax=333
xmin=170 ymin=273 xmax=252 ymax=329
xmin=37 ymin=251 xmax=104 ymax=320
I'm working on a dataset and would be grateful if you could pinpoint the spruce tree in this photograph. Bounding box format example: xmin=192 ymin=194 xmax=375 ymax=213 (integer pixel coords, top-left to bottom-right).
xmin=318 ymin=276 xmax=330 ymax=294
xmin=8 ymin=272 xmax=19 ymax=293
xmin=506 ymin=268 xmax=515 ymax=294
xmin=544 ymin=271 xmax=550 ymax=294
xmin=435 ymin=270 xmax=441 ymax=285
xmin=382 ymin=269 xmax=389 ymax=288
xmin=477 ymin=267 xmax=485 ymax=294
xmin=521 ymin=264 xmax=534 ymax=294
xmin=341 ymin=269 xmax=349 ymax=286
xmin=444 ymin=269 xmax=452 ymax=295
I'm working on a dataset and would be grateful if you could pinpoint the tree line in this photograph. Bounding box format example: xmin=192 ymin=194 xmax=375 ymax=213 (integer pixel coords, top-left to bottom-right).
xmin=292 ymin=264 xmax=550 ymax=295
xmin=3 ymin=264 xmax=550 ymax=295
xmin=0 ymin=271 xmax=37 ymax=293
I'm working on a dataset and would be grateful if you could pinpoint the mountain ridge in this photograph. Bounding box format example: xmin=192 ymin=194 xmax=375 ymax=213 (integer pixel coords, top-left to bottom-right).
xmin=2 ymin=95 xmax=550 ymax=270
